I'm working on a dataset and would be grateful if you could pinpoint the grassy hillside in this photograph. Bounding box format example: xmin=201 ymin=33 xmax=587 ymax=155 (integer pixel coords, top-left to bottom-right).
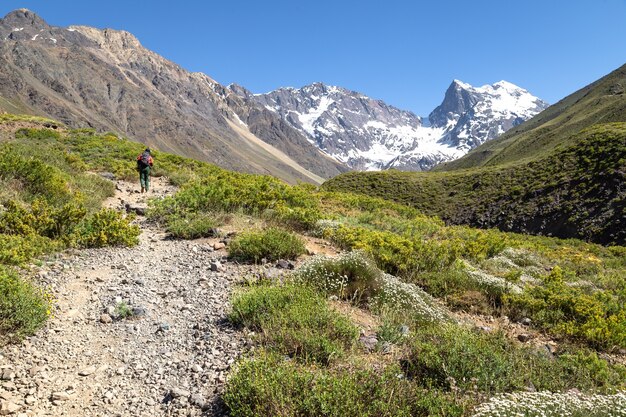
xmin=1 ymin=116 xmax=625 ymax=416
xmin=436 ymin=63 xmax=626 ymax=171
xmin=324 ymin=123 xmax=626 ymax=245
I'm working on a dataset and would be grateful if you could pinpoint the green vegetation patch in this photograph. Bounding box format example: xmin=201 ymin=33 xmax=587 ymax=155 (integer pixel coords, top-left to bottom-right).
xmin=0 ymin=267 xmax=52 ymax=344
xmin=405 ymin=324 xmax=626 ymax=395
xmin=295 ymin=251 xmax=449 ymax=323
xmin=74 ymin=209 xmax=140 ymax=248
xmin=505 ymin=267 xmax=626 ymax=351
xmin=229 ymin=283 xmax=358 ymax=365
xmin=228 ymin=228 xmax=306 ymax=263
xmin=323 ymin=123 xmax=626 ymax=246
xmin=164 ymin=212 xmax=220 ymax=239
xmin=224 ymin=353 xmax=466 ymax=417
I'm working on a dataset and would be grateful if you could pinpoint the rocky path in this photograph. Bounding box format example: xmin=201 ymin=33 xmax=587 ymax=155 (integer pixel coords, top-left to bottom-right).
xmin=0 ymin=178 xmax=266 ymax=416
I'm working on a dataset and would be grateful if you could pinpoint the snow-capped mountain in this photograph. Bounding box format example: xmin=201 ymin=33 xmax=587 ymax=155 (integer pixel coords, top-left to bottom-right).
xmin=236 ymin=80 xmax=549 ymax=171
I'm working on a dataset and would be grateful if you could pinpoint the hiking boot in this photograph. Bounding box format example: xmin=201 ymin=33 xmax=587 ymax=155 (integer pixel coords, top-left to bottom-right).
xmin=141 ymin=187 xmax=145 ymax=193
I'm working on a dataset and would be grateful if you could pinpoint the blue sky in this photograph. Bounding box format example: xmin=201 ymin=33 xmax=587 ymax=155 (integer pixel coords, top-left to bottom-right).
xmin=2 ymin=0 xmax=626 ymax=115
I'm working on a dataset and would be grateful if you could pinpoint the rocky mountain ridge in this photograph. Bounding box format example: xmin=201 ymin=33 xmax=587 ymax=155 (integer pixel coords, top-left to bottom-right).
xmin=241 ymin=79 xmax=548 ymax=171
xmin=0 ymin=9 xmax=346 ymax=183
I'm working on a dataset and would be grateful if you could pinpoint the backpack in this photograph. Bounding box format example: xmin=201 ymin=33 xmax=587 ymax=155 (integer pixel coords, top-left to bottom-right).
xmin=137 ymin=151 xmax=151 ymax=169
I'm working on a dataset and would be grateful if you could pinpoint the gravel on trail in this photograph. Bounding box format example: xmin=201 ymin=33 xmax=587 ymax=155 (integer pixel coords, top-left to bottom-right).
xmin=0 ymin=178 xmax=276 ymax=417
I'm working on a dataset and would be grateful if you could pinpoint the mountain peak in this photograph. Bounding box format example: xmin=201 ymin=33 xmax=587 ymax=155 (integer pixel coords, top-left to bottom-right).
xmin=1 ymin=8 xmax=49 ymax=29
xmin=451 ymin=79 xmax=473 ymax=90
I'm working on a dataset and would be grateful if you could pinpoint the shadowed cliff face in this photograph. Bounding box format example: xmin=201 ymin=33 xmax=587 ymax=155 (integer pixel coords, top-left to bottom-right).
xmin=0 ymin=9 xmax=347 ymax=183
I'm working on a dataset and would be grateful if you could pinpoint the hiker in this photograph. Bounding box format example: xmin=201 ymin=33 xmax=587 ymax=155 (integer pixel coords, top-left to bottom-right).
xmin=136 ymin=148 xmax=154 ymax=193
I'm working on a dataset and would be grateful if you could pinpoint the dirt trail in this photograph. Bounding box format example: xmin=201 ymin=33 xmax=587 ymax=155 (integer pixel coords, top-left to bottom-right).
xmin=0 ymin=177 xmax=260 ymax=416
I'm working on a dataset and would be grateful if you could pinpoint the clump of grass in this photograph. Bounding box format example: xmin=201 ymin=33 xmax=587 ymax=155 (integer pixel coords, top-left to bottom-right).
xmin=228 ymin=228 xmax=306 ymax=263
xmin=165 ymin=212 xmax=220 ymax=239
xmin=114 ymin=301 xmax=133 ymax=319
xmin=229 ymin=283 xmax=358 ymax=365
xmin=0 ymin=267 xmax=52 ymax=344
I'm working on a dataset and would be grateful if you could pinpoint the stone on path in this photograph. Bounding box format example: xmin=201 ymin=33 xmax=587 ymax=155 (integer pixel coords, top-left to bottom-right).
xmin=50 ymin=392 xmax=70 ymax=401
xmin=78 ymin=365 xmax=97 ymax=376
xmin=0 ymin=400 xmax=20 ymax=415
xmin=210 ymin=261 xmax=222 ymax=272
xmin=169 ymin=387 xmax=190 ymax=399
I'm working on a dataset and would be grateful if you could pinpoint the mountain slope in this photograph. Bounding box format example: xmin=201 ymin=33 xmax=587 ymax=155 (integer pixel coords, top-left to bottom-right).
xmin=240 ymin=80 xmax=547 ymax=171
xmin=436 ymin=63 xmax=626 ymax=171
xmin=0 ymin=9 xmax=347 ymax=183
xmin=324 ymin=123 xmax=626 ymax=245
xmin=323 ymin=63 xmax=626 ymax=244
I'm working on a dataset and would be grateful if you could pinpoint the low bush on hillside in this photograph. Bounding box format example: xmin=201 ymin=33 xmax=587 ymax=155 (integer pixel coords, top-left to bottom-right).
xmin=0 ymin=199 xmax=86 ymax=240
xmin=294 ymin=251 xmax=381 ymax=302
xmin=224 ymin=353 xmax=467 ymax=417
xmin=150 ymin=177 xmax=322 ymax=231
xmin=0 ymin=198 xmax=139 ymax=260
xmin=505 ymin=267 xmax=626 ymax=350
xmin=0 ymin=234 xmax=60 ymax=265
xmin=229 ymin=283 xmax=358 ymax=365
xmin=320 ymin=224 xmax=507 ymax=279
xmin=228 ymin=228 xmax=306 ymax=263
xmin=0 ymin=114 xmax=60 ymax=125
xmin=295 ymin=251 xmax=449 ymax=322
xmin=0 ymin=144 xmax=75 ymax=205
xmin=0 ymin=267 xmax=52 ymax=344
xmin=74 ymin=209 xmax=140 ymax=248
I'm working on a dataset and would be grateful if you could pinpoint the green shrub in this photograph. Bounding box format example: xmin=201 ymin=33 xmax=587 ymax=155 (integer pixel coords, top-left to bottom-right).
xmin=115 ymin=301 xmax=133 ymax=319
xmin=149 ymin=175 xmax=322 ymax=232
xmin=323 ymin=225 xmax=460 ymax=276
xmin=505 ymin=267 xmax=626 ymax=350
xmin=0 ymin=267 xmax=52 ymax=344
xmin=295 ymin=252 xmax=450 ymax=322
xmin=74 ymin=209 xmax=140 ymax=248
xmin=224 ymin=353 xmax=467 ymax=417
xmin=0 ymin=145 xmax=74 ymax=205
xmin=0 ymin=199 xmax=86 ymax=240
xmin=165 ymin=212 xmax=219 ymax=239
xmin=295 ymin=250 xmax=382 ymax=303
xmin=0 ymin=234 xmax=59 ymax=265
xmin=228 ymin=228 xmax=306 ymax=263
xmin=229 ymin=283 xmax=358 ymax=364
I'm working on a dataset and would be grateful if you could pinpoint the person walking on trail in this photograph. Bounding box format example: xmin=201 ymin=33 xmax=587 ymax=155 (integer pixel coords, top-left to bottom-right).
xmin=136 ymin=148 xmax=154 ymax=193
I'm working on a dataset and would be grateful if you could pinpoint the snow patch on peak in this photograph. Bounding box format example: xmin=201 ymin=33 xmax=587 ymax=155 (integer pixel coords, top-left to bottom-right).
xmin=297 ymin=95 xmax=335 ymax=136
xmin=452 ymin=79 xmax=473 ymax=90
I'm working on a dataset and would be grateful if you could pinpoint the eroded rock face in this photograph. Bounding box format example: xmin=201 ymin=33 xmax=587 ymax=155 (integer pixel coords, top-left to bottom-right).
xmin=0 ymin=9 xmax=346 ymax=183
